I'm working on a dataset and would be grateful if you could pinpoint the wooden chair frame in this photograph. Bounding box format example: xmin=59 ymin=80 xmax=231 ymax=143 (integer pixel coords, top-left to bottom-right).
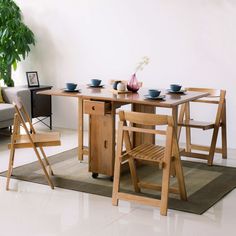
xmin=112 ymin=111 xmax=187 ymax=216
xmin=6 ymin=101 xmax=60 ymax=190
xmin=178 ymin=88 xmax=227 ymax=166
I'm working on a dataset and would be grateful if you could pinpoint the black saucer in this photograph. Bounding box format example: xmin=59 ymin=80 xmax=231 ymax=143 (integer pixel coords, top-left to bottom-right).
xmin=87 ymin=84 xmax=105 ymax=88
xmin=166 ymin=89 xmax=186 ymax=94
xmin=63 ymin=89 xmax=80 ymax=92
xmin=144 ymin=95 xmax=166 ymax=100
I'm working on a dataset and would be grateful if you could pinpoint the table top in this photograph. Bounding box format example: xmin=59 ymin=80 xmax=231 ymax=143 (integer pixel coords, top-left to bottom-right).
xmin=38 ymin=85 xmax=209 ymax=108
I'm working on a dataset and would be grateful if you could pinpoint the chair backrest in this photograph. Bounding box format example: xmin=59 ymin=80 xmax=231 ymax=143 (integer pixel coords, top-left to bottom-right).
xmin=186 ymin=87 xmax=220 ymax=97
xmin=184 ymin=88 xmax=226 ymax=125
xmin=13 ymin=98 xmax=36 ymax=136
xmin=119 ymin=110 xmax=173 ymax=135
xmin=117 ymin=111 xmax=177 ymax=152
xmin=186 ymin=88 xmax=225 ymax=103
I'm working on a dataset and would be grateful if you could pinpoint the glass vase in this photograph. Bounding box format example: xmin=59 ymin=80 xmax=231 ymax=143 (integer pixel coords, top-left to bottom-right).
xmin=127 ymin=73 xmax=141 ymax=92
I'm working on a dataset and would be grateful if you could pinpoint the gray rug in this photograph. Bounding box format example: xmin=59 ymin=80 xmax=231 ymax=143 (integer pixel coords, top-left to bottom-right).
xmin=1 ymin=148 xmax=236 ymax=215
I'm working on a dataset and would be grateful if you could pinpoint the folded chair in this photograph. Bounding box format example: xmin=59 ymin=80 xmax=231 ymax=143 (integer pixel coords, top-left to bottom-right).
xmin=6 ymin=101 xmax=61 ymax=190
xmin=112 ymin=111 xmax=187 ymax=216
xmin=178 ymin=88 xmax=227 ymax=166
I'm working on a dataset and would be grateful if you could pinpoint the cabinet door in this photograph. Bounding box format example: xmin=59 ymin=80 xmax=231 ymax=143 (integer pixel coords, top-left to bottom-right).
xmin=32 ymin=90 xmax=51 ymax=118
xmin=89 ymin=114 xmax=115 ymax=176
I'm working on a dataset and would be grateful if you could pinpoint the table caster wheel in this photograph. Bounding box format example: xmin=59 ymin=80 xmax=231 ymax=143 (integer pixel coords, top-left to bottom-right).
xmin=92 ymin=173 xmax=99 ymax=179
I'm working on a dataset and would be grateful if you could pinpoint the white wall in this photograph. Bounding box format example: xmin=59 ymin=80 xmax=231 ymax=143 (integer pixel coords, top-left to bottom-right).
xmin=13 ymin=0 xmax=236 ymax=148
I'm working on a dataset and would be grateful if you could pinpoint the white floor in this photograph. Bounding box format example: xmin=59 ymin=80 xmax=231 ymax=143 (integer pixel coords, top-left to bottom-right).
xmin=0 ymin=126 xmax=235 ymax=236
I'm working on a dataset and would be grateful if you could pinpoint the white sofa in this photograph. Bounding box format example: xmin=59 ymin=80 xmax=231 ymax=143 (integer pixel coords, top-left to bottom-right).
xmin=0 ymin=87 xmax=31 ymax=129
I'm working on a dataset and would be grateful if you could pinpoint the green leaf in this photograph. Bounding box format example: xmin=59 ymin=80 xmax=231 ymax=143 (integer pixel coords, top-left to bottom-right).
xmin=12 ymin=60 xmax=17 ymax=70
xmin=0 ymin=0 xmax=35 ymax=86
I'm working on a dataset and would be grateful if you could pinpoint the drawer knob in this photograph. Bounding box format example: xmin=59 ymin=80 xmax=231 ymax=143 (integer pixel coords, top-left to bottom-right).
xmin=92 ymin=106 xmax=95 ymax=110
xmin=104 ymin=140 xmax=108 ymax=149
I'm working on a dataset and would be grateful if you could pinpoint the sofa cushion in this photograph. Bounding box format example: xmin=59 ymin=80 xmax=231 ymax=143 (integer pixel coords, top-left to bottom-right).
xmin=0 ymin=103 xmax=15 ymax=122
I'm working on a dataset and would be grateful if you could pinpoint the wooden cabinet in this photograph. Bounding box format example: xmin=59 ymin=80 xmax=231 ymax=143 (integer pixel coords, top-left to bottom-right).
xmin=29 ymin=86 xmax=52 ymax=129
xmin=83 ymin=100 xmax=111 ymax=116
xmin=87 ymin=100 xmax=115 ymax=177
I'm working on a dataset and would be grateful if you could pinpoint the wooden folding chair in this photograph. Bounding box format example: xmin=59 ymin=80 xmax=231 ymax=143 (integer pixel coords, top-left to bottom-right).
xmin=112 ymin=111 xmax=187 ymax=216
xmin=178 ymin=88 xmax=227 ymax=166
xmin=6 ymin=101 xmax=61 ymax=190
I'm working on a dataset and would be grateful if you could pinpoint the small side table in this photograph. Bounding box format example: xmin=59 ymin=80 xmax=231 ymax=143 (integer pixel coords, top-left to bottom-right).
xmin=29 ymin=86 xmax=52 ymax=129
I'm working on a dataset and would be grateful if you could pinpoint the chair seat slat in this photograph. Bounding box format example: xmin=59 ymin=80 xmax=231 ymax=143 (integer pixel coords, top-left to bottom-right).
xmin=124 ymin=144 xmax=166 ymax=163
xmin=178 ymin=120 xmax=215 ymax=130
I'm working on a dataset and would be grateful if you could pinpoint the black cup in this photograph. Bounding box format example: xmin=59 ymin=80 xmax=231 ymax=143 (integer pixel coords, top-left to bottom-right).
xmin=66 ymin=83 xmax=77 ymax=91
xmin=148 ymin=89 xmax=161 ymax=98
xmin=170 ymin=84 xmax=182 ymax=92
xmin=91 ymin=79 xmax=101 ymax=86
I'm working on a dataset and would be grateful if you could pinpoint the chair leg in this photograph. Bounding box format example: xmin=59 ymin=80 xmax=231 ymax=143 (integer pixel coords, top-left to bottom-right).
xmin=6 ymin=147 xmax=15 ymax=191
xmin=208 ymin=128 xmax=220 ymax=166
xmin=39 ymin=147 xmax=54 ymax=176
xmin=128 ymin=158 xmax=140 ymax=193
xmin=160 ymin=158 xmax=171 ymax=216
xmin=221 ymin=102 xmax=227 ymax=159
xmin=170 ymin=159 xmax=176 ymax=177
xmin=112 ymin=156 xmax=122 ymax=206
xmin=185 ymin=102 xmax=191 ymax=152
xmin=33 ymin=147 xmax=54 ymax=189
xmin=173 ymin=156 xmax=187 ymax=201
xmin=222 ymin=126 xmax=227 ymax=159
xmin=177 ymin=103 xmax=186 ymax=141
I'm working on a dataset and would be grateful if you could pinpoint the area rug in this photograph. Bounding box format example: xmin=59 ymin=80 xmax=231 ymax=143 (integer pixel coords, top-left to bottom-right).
xmin=1 ymin=148 xmax=236 ymax=215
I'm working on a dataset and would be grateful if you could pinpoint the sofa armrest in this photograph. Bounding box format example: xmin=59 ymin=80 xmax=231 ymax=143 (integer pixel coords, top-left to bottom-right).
xmin=1 ymin=87 xmax=31 ymax=117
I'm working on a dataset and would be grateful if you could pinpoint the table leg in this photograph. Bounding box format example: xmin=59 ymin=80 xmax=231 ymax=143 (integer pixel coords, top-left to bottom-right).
xmin=171 ymin=106 xmax=179 ymax=177
xmin=172 ymin=106 xmax=179 ymax=132
xmin=185 ymin=102 xmax=191 ymax=152
xmin=131 ymin=104 xmax=155 ymax=147
xmin=78 ymin=97 xmax=84 ymax=161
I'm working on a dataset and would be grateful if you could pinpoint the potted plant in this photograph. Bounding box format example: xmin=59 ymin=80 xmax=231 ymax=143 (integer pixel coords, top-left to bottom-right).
xmin=0 ymin=0 xmax=35 ymax=86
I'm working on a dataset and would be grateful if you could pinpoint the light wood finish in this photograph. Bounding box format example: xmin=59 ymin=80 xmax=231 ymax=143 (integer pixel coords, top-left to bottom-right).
xmin=186 ymin=87 xmax=221 ymax=97
xmin=132 ymin=104 xmax=156 ymax=148
xmin=6 ymin=102 xmax=61 ymax=190
xmin=83 ymin=100 xmax=111 ymax=116
xmin=7 ymin=132 xmax=60 ymax=149
xmin=38 ymin=86 xmax=209 ymax=108
xmin=112 ymin=110 xmax=187 ymax=216
xmin=190 ymin=144 xmax=222 ymax=153
xmin=38 ymin=87 xmax=209 ymax=176
xmin=138 ymin=182 xmax=179 ymax=194
xmin=78 ymin=97 xmax=84 ymax=161
xmin=89 ymin=110 xmax=115 ymax=176
xmin=179 ymin=120 xmax=215 ymax=130
xmin=123 ymin=126 xmax=167 ymax=136
xmin=221 ymin=101 xmax=227 ymax=159
xmin=123 ymin=111 xmax=170 ymax=126
xmin=110 ymin=89 xmax=132 ymax=95
xmin=178 ymin=88 xmax=227 ymax=165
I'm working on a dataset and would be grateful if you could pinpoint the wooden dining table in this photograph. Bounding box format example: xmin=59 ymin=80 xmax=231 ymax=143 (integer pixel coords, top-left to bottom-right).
xmin=38 ymin=86 xmax=209 ymax=178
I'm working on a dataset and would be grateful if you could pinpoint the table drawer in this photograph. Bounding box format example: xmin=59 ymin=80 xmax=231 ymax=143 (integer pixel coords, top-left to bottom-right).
xmin=83 ymin=100 xmax=111 ymax=115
